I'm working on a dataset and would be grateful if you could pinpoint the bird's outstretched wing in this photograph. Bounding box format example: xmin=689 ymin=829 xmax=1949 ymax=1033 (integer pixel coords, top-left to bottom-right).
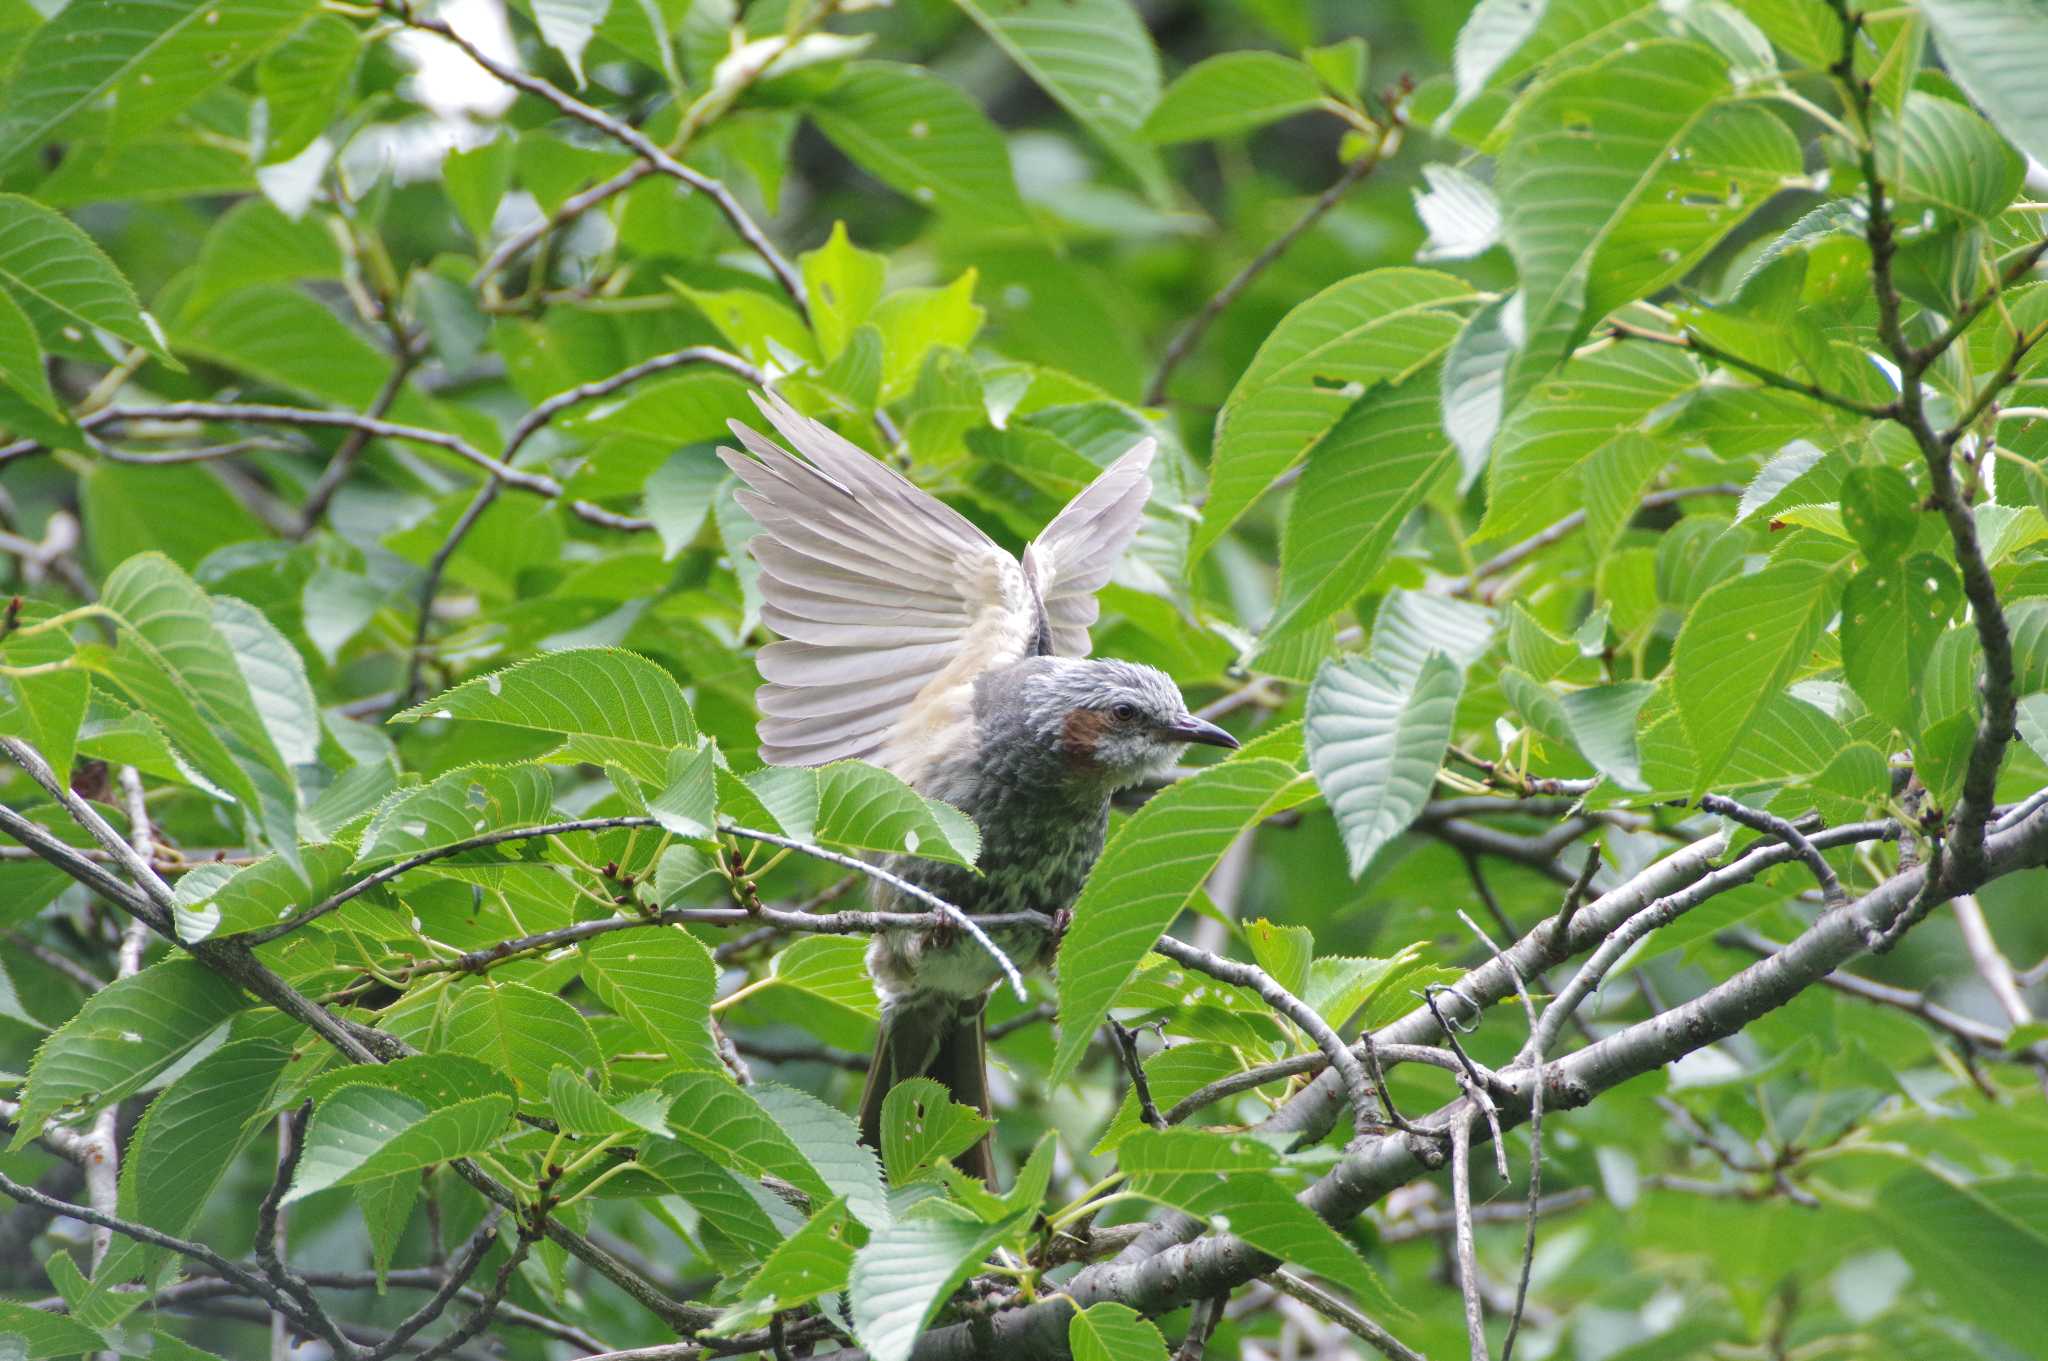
xmin=721 ymin=391 xmax=1154 ymax=783
xmin=1023 ymin=438 xmax=1156 ymax=658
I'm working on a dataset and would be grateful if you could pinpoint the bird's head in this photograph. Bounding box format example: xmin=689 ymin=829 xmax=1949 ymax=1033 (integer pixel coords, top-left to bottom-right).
xmin=1019 ymin=658 xmax=1238 ymax=788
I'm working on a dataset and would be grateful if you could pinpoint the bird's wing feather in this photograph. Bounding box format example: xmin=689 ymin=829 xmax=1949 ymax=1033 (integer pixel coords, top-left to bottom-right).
xmin=1021 ymin=439 xmax=1156 ymax=658
xmin=723 ymin=391 xmax=1038 ymax=781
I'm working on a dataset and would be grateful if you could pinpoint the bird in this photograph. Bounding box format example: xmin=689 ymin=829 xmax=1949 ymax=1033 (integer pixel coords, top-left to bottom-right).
xmin=720 ymin=390 xmax=1238 ymax=1183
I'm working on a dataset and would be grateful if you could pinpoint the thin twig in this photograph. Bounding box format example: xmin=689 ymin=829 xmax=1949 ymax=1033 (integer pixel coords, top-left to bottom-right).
xmin=2 ymin=929 xmax=104 ymax=991
xmin=1151 ymin=935 xmax=1398 ymax=1140
xmin=1267 ymin=1268 xmax=1428 ymax=1361
xmin=1174 ymin=1293 xmax=1226 ymax=1361
xmin=298 ymin=333 xmax=426 ymax=533
xmin=1720 ymin=927 xmax=2047 ymax=1067
xmin=253 ymin=1103 xmax=326 ymax=1358
xmin=1551 ymin=846 xmax=1603 ymax=950
xmin=1952 ymin=894 xmax=2035 ymax=1030
xmin=85 ymin=404 xmax=559 ymax=496
xmin=502 ymin=347 xmax=763 ymax=459
xmin=391 ymin=8 xmax=805 ymax=308
xmin=365 ymin=1211 xmax=505 ymax=1361
xmin=1462 ymin=909 xmax=1541 ymax=1361
xmin=1379 ymin=1187 xmax=1592 ymax=1245
xmin=1165 ymin=1042 xmax=1478 ymax=1126
xmin=236 ymin=812 xmax=1037 ymax=999
xmin=402 ymin=479 xmax=500 ymax=707
xmin=1109 ymin=1020 xmax=1165 ymax=1130
xmin=1450 ymin=1112 xmax=1487 ymax=1361
xmin=1146 ymin=152 xmax=1387 ymax=406
xmin=1606 ymin=319 xmax=1895 ymax=420
xmin=1700 ymin=794 xmax=1846 ymax=909
xmin=0 ymin=1170 xmax=349 ymax=1356
xmin=1450 ymin=484 xmax=1743 ymax=595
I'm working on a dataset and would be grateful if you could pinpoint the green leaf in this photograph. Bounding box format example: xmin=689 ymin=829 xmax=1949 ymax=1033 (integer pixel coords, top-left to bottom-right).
xmin=743 ymin=761 xmax=980 ymax=866
xmin=1479 ymin=339 xmax=1698 ymax=543
xmin=1842 ymin=554 xmax=1961 ymax=732
xmin=1195 ymin=268 xmax=1476 ymax=560
xmin=445 ymin=133 xmax=516 ymax=246
xmin=1049 ymin=757 xmax=1311 ymax=1084
xmin=177 ymin=843 xmax=353 ymax=942
xmin=0 ymin=193 xmax=166 ymax=360
xmin=258 ymin=13 xmax=360 ymax=162
xmin=354 ymin=764 xmax=556 ymax=870
xmin=0 ymin=1301 xmax=106 ymax=1359
xmin=2017 ymin=692 xmax=2048 ymax=766
xmin=1093 ymin=1042 xmax=1244 ymax=1154
xmin=444 ymin=980 xmax=603 ymax=1100
xmin=1672 ymin=560 xmax=1841 ymax=791
xmin=950 ymin=0 xmax=1167 ymax=203
xmin=870 ymin=271 xmax=983 ymax=402
xmin=1873 ymin=1167 xmax=2048 ymax=1349
xmin=651 ymin=740 xmax=718 ymax=839
xmin=1581 ymin=100 xmax=1801 ymax=325
xmin=10 ymin=959 xmax=248 ymax=1147
xmin=1070 ymin=1302 xmax=1172 ymax=1361
xmin=636 ymin=1141 xmax=789 ymax=1263
xmin=172 ymin=284 xmax=404 ymax=411
xmin=801 ymin=221 xmax=887 ymax=363
xmin=1877 ymin=90 xmax=2024 ymax=225
xmin=1507 ymin=602 xmax=1578 ymax=681
xmin=1496 ymin=40 xmax=1733 ymax=395
xmin=291 ymin=1074 xmax=515 ymax=1202
xmin=0 ymin=0 xmax=314 ymax=166
xmin=0 ymin=284 xmax=55 ymax=414
xmin=2 ymin=621 xmax=87 ymax=788
xmin=1245 ymin=918 xmax=1313 ymax=998
xmin=761 ymin=935 xmax=880 ymax=1021
xmin=711 ymin=1197 xmax=855 ymax=1335
xmin=100 ymin=1034 xmax=295 ymax=1284
xmin=643 ymin=450 xmax=728 ymax=561
xmin=1268 ymin=368 xmax=1455 ymax=640
xmin=879 ymin=1077 xmax=994 ymax=1186
xmin=0 ymin=954 xmax=42 ymax=1030
xmin=1921 ymin=0 xmax=2048 ymax=171
xmin=849 ymin=1205 xmax=1031 ymax=1361
xmin=547 ymin=1066 xmax=670 ymax=1137
xmin=747 ymin=1082 xmax=892 ymax=1230
xmin=660 ymin=1072 xmax=835 ymax=1204
xmin=393 ymin=648 xmax=696 ymax=790
xmin=1839 ymin=465 xmax=1919 ymax=561
xmin=1415 ymin=163 xmax=1504 ymax=263
xmin=583 ymin=927 xmax=722 ymax=1073
xmin=1307 ymin=651 xmax=1463 ymax=878
xmin=809 ymin=61 xmax=1027 ymax=222
xmin=522 ymin=0 xmax=610 ymax=84
xmin=672 ymin=279 xmax=818 ymax=368
xmin=183 ymin=198 xmax=345 ymax=322
xmin=1439 ymin=291 xmax=1514 ymax=481
xmin=1561 ymin=681 xmax=1655 ymax=790
xmin=1142 ymin=51 xmax=1324 ymax=143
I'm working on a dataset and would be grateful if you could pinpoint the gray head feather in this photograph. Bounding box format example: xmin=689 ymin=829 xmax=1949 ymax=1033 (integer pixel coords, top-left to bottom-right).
xmin=972 ymin=656 xmax=1237 ymax=792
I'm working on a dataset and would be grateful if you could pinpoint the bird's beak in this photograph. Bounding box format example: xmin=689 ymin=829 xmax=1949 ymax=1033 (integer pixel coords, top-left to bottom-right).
xmin=1159 ymin=714 xmax=1240 ymax=750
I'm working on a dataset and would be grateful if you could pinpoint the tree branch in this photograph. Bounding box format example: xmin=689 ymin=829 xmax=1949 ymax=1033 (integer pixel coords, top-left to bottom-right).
xmin=389 ymin=5 xmax=805 ymax=309
xmin=1146 ymin=150 xmax=1388 ymax=407
xmin=84 ymin=404 xmax=559 ymax=497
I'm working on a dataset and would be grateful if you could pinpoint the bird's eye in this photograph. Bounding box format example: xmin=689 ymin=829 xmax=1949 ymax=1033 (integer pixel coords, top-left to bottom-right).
xmin=1110 ymin=702 xmax=1138 ymax=722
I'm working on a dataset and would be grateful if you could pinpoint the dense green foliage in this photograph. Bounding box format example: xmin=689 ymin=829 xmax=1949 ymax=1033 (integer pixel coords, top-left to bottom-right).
xmin=2 ymin=1 xmax=2048 ymax=1359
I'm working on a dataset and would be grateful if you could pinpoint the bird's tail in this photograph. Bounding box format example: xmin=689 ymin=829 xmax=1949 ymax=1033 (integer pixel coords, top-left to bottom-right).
xmin=858 ymin=993 xmax=996 ymax=1186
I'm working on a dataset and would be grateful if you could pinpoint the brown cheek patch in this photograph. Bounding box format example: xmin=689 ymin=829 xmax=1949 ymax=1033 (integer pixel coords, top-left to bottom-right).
xmin=1060 ymin=708 xmax=1112 ymax=767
